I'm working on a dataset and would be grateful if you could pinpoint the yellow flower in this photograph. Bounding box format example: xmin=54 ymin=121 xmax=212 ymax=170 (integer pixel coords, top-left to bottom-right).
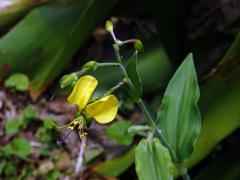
xmin=52 ymin=75 xmax=118 ymax=145
xmin=68 ymin=75 xmax=118 ymax=124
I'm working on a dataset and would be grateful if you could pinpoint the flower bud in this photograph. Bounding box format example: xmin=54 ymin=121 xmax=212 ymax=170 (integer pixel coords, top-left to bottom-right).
xmin=105 ymin=20 xmax=113 ymax=32
xmin=59 ymin=73 xmax=78 ymax=89
xmin=81 ymin=61 xmax=98 ymax=71
xmin=134 ymin=39 xmax=144 ymax=52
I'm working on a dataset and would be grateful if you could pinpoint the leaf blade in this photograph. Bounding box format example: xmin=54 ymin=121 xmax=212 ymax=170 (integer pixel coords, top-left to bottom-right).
xmin=156 ymin=53 xmax=201 ymax=164
xmin=0 ymin=0 xmax=117 ymax=98
xmin=126 ymin=52 xmax=142 ymax=101
xmin=135 ymin=138 xmax=173 ymax=180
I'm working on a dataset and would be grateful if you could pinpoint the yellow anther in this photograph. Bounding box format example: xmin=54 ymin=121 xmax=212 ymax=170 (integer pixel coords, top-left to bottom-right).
xmin=67 ymin=126 xmax=74 ymax=130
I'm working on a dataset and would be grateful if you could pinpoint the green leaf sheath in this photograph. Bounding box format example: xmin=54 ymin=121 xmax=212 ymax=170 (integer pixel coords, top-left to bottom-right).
xmin=135 ymin=138 xmax=173 ymax=180
xmin=156 ymin=53 xmax=201 ymax=164
xmin=126 ymin=52 xmax=143 ymax=101
xmin=0 ymin=0 xmax=117 ymax=98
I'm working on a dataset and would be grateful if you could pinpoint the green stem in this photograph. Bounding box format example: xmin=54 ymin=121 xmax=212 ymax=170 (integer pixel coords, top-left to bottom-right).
xmin=76 ymin=62 xmax=120 ymax=77
xmin=76 ymin=68 xmax=89 ymax=77
xmin=113 ymin=44 xmax=135 ymax=89
xmin=177 ymin=165 xmax=191 ymax=180
xmin=121 ymin=39 xmax=138 ymax=45
xmin=110 ymin=31 xmax=191 ymax=180
xmin=113 ymin=41 xmax=179 ymax=165
xmin=98 ymin=62 xmax=120 ymax=67
xmin=137 ymin=98 xmax=178 ymax=163
xmin=104 ymin=79 xmax=126 ymax=97
xmin=137 ymin=98 xmax=155 ymax=126
xmin=182 ymin=173 xmax=191 ymax=180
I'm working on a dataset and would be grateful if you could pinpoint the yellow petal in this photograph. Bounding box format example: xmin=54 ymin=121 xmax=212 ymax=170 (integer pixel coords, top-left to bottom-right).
xmin=67 ymin=75 xmax=98 ymax=110
xmin=85 ymin=95 xmax=118 ymax=124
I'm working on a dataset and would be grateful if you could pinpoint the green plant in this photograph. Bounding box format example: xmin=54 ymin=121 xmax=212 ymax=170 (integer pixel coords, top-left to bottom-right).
xmin=1 ymin=138 xmax=32 ymax=159
xmin=4 ymin=73 xmax=29 ymax=91
xmin=54 ymin=20 xmax=201 ymax=179
xmin=0 ymin=0 xmax=118 ymax=99
xmin=4 ymin=105 xmax=38 ymax=135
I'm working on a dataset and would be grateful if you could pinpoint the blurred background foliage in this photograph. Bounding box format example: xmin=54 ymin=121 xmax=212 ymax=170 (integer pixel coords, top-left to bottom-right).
xmin=0 ymin=0 xmax=240 ymax=179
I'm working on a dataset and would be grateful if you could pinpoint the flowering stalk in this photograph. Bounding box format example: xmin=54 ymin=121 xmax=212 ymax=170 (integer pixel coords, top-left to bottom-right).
xmin=109 ymin=21 xmax=190 ymax=180
xmin=103 ymin=79 xmax=127 ymax=97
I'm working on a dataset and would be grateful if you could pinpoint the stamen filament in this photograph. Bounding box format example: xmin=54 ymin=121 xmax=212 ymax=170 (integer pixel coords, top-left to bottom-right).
xmin=51 ymin=119 xmax=78 ymax=129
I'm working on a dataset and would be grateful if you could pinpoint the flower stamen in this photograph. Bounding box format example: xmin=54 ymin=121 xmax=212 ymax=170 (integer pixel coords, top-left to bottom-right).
xmin=57 ymin=130 xmax=73 ymax=145
xmin=51 ymin=119 xmax=78 ymax=129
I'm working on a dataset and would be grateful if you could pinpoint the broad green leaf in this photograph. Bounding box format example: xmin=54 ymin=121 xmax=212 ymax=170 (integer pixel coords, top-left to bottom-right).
xmin=0 ymin=0 xmax=117 ymax=99
xmin=12 ymin=138 xmax=32 ymax=158
xmin=2 ymin=138 xmax=32 ymax=158
xmin=4 ymin=73 xmax=29 ymax=91
xmin=94 ymin=146 xmax=135 ymax=176
xmin=4 ymin=119 xmax=22 ymax=135
xmin=22 ymin=105 xmax=38 ymax=120
xmin=135 ymin=138 xmax=173 ymax=180
xmin=105 ymin=120 xmax=133 ymax=146
xmin=156 ymin=53 xmax=201 ymax=164
xmin=126 ymin=52 xmax=142 ymax=101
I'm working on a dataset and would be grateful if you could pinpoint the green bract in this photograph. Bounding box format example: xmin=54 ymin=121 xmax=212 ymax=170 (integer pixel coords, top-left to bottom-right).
xmin=59 ymin=73 xmax=77 ymax=89
xmin=126 ymin=52 xmax=142 ymax=101
xmin=81 ymin=61 xmax=98 ymax=70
